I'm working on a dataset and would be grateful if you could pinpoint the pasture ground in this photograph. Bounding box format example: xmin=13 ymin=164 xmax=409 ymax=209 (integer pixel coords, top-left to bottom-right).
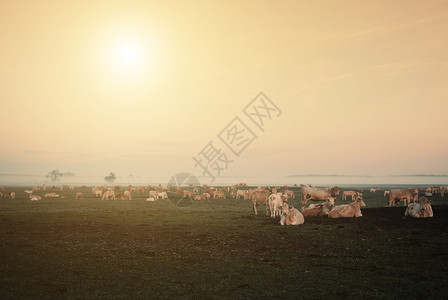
xmin=1 ymin=186 xmax=448 ymax=299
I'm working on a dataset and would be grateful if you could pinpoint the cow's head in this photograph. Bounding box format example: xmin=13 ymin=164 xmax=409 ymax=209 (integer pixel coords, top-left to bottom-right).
xmin=331 ymin=186 xmax=342 ymax=196
xmin=281 ymin=203 xmax=290 ymax=216
xmin=357 ymin=198 xmax=366 ymax=207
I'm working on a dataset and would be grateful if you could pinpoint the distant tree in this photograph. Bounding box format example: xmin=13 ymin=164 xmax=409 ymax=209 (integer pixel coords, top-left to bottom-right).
xmin=104 ymin=172 xmax=117 ymax=183
xmin=46 ymin=170 xmax=63 ymax=182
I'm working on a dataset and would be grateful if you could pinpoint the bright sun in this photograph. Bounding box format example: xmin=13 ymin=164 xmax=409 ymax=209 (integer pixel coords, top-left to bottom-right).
xmin=91 ymin=23 xmax=163 ymax=89
xmin=108 ymin=37 xmax=145 ymax=73
xmin=115 ymin=43 xmax=140 ymax=68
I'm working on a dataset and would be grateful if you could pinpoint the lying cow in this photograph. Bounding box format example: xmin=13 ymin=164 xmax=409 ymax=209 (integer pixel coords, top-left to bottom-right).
xmin=146 ymin=197 xmax=155 ymax=202
xmin=328 ymin=198 xmax=366 ymax=218
xmin=301 ymin=186 xmax=341 ymax=211
xmin=280 ymin=203 xmax=304 ymax=225
xmin=194 ymin=194 xmax=207 ymax=201
xmin=302 ymin=198 xmax=335 ymax=217
xmin=30 ymin=195 xmax=41 ymax=201
xmin=405 ymin=197 xmax=433 ymax=218
xmin=268 ymin=193 xmax=287 ymax=218
xmin=44 ymin=192 xmax=60 ymax=198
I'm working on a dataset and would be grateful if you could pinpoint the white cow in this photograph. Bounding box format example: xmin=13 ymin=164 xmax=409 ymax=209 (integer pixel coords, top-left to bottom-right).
xmin=123 ymin=190 xmax=132 ymax=200
xmin=405 ymin=197 xmax=433 ymax=218
xmin=268 ymin=193 xmax=287 ymax=218
xmin=101 ymin=190 xmax=115 ymax=200
xmin=44 ymin=192 xmax=60 ymax=198
xmin=30 ymin=195 xmax=41 ymax=201
xmin=92 ymin=186 xmax=104 ymax=195
xmin=236 ymin=190 xmax=247 ymax=200
xmin=146 ymin=197 xmax=155 ymax=202
xmin=280 ymin=203 xmax=305 ymax=225
xmin=156 ymin=191 xmax=168 ymax=200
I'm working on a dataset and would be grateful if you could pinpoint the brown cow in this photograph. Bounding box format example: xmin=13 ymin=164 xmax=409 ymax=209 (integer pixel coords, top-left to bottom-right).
xmin=301 ymin=186 xmax=342 ymax=211
xmin=302 ymin=198 xmax=335 ymax=217
xmin=251 ymin=188 xmax=272 ymax=216
xmin=342 ymin=191 xmax=362 ymax=202
xmin=387 ymin=188 xmax=420 ymax=207
xmin=213 ymin=190 xmax=225 ymax=199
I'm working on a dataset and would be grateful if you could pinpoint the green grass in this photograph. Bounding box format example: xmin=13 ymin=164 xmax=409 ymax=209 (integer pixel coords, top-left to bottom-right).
xmin=1 ymin=186 xmax=448 ymax=299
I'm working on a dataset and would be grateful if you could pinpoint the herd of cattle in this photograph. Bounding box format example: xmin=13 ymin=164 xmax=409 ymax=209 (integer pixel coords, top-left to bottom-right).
xmin=1 ymin=183 xmax=446 ymax=225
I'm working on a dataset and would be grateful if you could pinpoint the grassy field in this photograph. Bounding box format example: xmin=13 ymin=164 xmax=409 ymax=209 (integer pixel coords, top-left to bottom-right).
xmin=1 ymin=186 xmax=448 ymax=299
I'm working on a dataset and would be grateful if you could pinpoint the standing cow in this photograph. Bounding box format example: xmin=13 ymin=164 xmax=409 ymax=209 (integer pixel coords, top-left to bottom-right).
xmin=387 ymin=188 xmax=419 ymax=207
xmin=251 ymin=188 xmax=272 ymax=216
xmin=301 ymin=186 xmax=342 ymax=211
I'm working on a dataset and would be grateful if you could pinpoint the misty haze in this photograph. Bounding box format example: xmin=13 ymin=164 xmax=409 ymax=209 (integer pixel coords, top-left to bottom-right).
xmin=1 ymin=1 xmax=448 ymax=299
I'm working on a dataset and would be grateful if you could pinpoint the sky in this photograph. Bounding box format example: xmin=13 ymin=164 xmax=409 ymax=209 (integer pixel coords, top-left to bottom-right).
xmin=1 ymin=0 xmax=447 ymax=185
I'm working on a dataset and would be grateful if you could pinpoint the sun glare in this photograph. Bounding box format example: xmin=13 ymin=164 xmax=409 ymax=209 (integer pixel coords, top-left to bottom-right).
xmin=90 ymin=21 xmax=164 ymax=91
xmin=115 ymin=43 xmax=140 ymax=69
xmin=108 ymin=37 xmax=145 ymax=73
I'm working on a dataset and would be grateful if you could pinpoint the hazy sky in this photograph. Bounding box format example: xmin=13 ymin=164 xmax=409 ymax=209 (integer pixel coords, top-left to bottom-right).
xmin=1 ymin=0 xmax=447 ymax=183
